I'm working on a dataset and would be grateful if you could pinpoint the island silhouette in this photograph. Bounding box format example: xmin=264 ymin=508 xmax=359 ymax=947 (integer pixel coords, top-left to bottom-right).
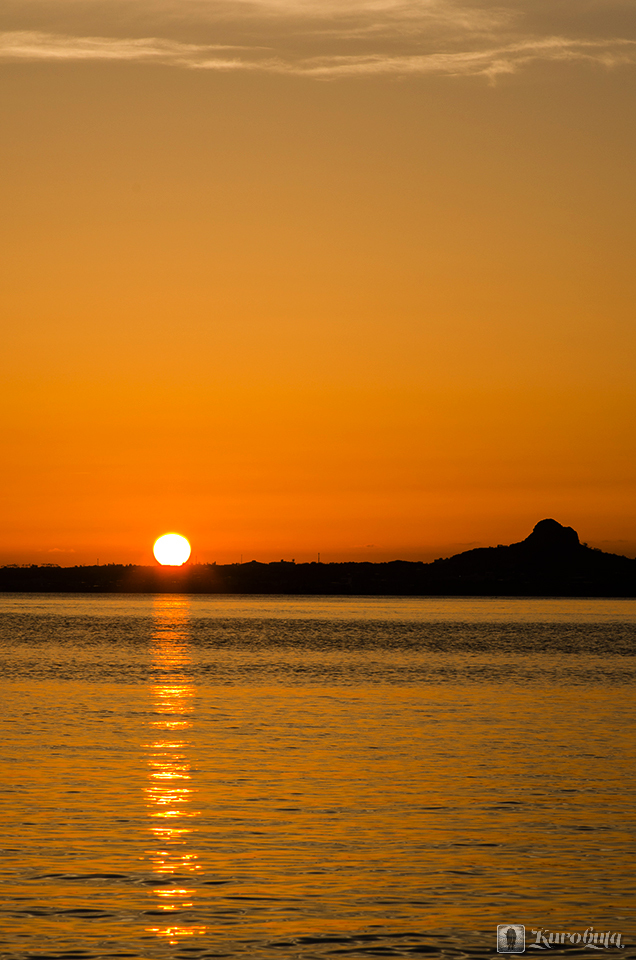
xmin=1 ymin=520 xmax=634 ymax=596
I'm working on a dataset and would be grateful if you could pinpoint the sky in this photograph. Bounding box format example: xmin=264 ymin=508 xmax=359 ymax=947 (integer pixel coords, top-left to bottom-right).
xmin=1 ymin=0 xmax=635 ymax=565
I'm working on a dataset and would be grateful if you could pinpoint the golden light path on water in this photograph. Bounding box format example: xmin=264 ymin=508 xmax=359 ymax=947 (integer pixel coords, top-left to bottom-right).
xmin=145 ymin=596 xmax=206 ymax=946
xmin=1 ymin=594 xmax=635 ymax=958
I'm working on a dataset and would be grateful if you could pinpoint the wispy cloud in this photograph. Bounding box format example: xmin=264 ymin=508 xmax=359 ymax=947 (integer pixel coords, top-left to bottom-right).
xmin=1 ymin=28 xmax=635 ymax=78
xmin=185 ymin=0 xmax=509 ymax=31
xmin=0 ymin=30 xmax=252 ymax=67
xmin=294 ymin=37 xmax=636 ymax=78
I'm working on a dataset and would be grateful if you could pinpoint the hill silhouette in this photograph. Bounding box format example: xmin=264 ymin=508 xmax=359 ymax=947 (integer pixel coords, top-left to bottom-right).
xmin=423 ymin=518 xmax=634 ymax=593
xmin=1 ymin=520 xmax=634 ymax=596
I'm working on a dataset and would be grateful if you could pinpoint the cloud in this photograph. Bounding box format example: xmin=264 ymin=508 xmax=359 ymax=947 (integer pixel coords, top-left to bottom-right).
xmin=0 ymin=30 xmax=251 ymax=66
xmin=1 ymin=28 xmax=635 ymax=78
xmin=2 ymin=0 xmax=636 ymax=80
xmin=184 ymin=0 xmax=509 ymax=31
xmin=294 ymin=37 xmax=636 ymax=78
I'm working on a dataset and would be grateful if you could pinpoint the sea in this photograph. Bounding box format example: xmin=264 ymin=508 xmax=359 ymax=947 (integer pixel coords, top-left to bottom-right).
xmin=1 ymin=594 xmax=635 ymax=960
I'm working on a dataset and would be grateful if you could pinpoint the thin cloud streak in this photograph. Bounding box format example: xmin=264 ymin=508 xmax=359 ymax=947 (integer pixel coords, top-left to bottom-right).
xmin=1 ymin=30 xmax=635 ymax=78
xmin=180 ymin=0 xmax=509 ymax=31
xmin=293 ymin=37 xmax=636 ymax=78
xmin=0 ymin=31 xmax=249 ymax=65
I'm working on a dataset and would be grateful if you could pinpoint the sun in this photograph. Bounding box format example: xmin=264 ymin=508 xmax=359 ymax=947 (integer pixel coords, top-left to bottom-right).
xmin=153 ymin=533 xmax=191 ymax=566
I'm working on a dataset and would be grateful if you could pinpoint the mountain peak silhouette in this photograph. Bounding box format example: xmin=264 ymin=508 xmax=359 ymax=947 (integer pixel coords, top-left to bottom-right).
xmin=521 ymin=518 xmax=580 ymax=552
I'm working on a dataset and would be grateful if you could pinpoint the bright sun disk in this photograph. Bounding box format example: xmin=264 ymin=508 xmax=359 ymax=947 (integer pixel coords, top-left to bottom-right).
xmin=154 ymin=534 xmax=191 ymax=566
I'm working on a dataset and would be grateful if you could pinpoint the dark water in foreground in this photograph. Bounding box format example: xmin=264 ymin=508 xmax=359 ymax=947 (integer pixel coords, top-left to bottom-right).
xmin=1 ymin=595 xmax=635 ymax=960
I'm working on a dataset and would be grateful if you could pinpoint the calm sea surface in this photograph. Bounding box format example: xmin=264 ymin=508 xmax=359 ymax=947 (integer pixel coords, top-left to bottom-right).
xmin=1 ymin=594 xmax=635 ymax=960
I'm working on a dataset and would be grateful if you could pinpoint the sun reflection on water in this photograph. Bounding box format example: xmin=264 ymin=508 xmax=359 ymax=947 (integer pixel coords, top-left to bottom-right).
xmin=144 ymin=596 xmax=205 ymax=945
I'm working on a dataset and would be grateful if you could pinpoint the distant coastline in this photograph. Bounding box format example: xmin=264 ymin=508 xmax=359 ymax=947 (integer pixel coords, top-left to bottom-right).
xmin=2 ymin=520 xmax=635 ymax=597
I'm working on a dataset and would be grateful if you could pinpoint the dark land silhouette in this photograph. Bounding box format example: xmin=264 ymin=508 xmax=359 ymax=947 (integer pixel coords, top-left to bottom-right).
xmin=1 ymin=520 xmax=635 ymax=596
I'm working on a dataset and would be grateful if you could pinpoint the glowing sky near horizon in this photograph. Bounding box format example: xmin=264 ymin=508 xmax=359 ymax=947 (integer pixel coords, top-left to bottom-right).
xmin=1 ymin=0 xmax=635 ymax=564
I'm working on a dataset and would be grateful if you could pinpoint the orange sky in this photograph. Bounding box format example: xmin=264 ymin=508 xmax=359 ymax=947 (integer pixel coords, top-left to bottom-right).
xmin=1 ymin=1 xmax=635 ymax=564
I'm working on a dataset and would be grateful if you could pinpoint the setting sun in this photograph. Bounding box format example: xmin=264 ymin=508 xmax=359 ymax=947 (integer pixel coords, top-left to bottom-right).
xmin=153 ymin=534 xmax=191 ymax=566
